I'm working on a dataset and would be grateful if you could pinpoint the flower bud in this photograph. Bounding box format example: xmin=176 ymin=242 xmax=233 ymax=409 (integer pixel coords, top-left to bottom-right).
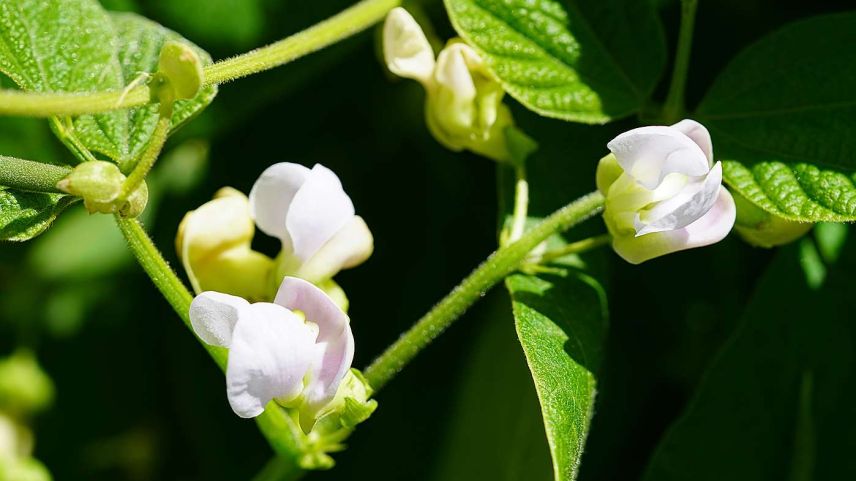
xmin=151 ymin=40 xmax=204 ymax=106
xmin=56 ymin=161 xmax=124 ymax=213
xmin=599 ymin=120 xmax=736 ymax=264
xmin=383 ymin=8 xmax=530 ymax=164
xmin=731 ymin=190 xmax=813 ymax=247
xmin=177 ymin=188 xmax=273 ymax=301
xmin=117 ymin=180 xmax=148 ymax=218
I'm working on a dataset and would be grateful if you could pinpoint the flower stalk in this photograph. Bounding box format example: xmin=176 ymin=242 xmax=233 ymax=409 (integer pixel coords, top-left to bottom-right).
xmin=0 ymin=86 xmax=150 ymax=117
xmin=662 ymin=0 xmax=698 ymax=123
xmin=364 ymin=191 xmax=605 ymax=391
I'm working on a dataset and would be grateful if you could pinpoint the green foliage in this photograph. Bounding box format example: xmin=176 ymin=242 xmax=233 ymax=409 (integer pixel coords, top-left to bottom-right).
xmin=0 ymin=188 xmax=75 ymax=241
xmin=697 ymin=12 xmax=856 ymax=222
xmin=643 ymin=235 xmax=856 ymax=481
xmin=444 ymin=0 xmax=665 ymax=123
xmin=0 ymin=0 xmax=216 ymax=168
xmin=506 ymin=268 xmax=607 ymax=481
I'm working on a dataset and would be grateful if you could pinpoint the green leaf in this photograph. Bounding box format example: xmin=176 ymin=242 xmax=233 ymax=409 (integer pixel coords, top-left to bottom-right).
xmin=506 ymin=267 xmax=608 ymax=481
xmin=444 ymin=0 xmax=665 ymax=123
xmin=643 ymin=236 xmax=856 ymax=481
xmin=431 ymin=297 xmax=553 ymax=480
xmin=697 ymin=12 xmax=856 ymax=222
xmin=0 ymin=188 xmax=75 ymax=241
xmin=0 ymin=0 xmax=216 ymax=168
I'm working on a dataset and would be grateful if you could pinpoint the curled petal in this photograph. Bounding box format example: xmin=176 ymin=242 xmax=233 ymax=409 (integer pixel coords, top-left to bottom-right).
xmin=434 ymin=43 xmax=479 ymax=135
xmin=297 ymin=216 xmax=374 ymax=283
xmin=634 ymin=162 xmax=723 ymax=235
xmin=226 ymin=303 xmax=317 ymax=418
xmin=607 ymin=126 xmax=709 ymax=189
xmin=286 ymin=164 xmax=355 ymax=263
xmin=596 ymin=153 xmax=624 ymax=195
xmin=613 ymin=187 xmax=736 ymax=264
xmin=671 ymin=119 xmax=713 ymax=165
xmin=189 ymin=291 xmax=249 ymax=348
xmin=274 ymin=277 xmax=354 ymax=412
xmin=249 ymin=163 xmax=311 ymax=243
xmin=383 ymin=7 xmax=435 ymax=86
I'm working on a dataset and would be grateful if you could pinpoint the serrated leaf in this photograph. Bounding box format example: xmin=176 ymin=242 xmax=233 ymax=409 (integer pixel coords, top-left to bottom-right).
xmin=697 ymin=12 xmax=856 ymax=222
xmin=643 ymin=237 xmax=856 ymax=481
xmin=0 ymin=0 xmax=216 ymax=168
xmin=444 ymin=0 xmax=665 ymax=123
xmin=506 ymin=267 xmax=608 ymax=481
xmin=0 ymin=188 xmax=75 ymax=241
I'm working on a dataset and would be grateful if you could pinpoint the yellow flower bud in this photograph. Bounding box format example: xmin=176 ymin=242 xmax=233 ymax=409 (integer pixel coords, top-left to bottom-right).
xmin=177 ymin=188 xmax=273 ymax=301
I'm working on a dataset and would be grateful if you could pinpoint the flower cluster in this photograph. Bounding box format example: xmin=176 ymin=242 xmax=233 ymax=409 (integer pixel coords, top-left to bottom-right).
xmin=178 ymin=162 xmax=374 ymax=430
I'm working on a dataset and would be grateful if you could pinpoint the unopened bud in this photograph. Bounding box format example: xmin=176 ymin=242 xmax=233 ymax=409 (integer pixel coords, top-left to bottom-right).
xmin=732 ymin=190 xmax=813 ymax=248
xmin=151 ymin=40 xmax=204 ymax=105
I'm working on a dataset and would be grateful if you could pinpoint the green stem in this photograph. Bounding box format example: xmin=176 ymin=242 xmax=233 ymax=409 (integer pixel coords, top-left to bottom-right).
xmin=364 ymin=191 xmax=605 ymax=391
xmin=120 ymin=108 xmax=172 ymax=190
xmin=252 ymin=456 xmax=304 ymax=481
xmin=537 ymin=233 xmax=611 ymax=264
xmin=662 ymin=0 xmax=698 ymax=123
xmin=0 ymin=86 xmax=150 ymax=117
xmin=115 ymin=216 xmax=305 ymax=467
xmin=506 ymin=165 xmax=529 ymax=244
xmin=203 ymin=0 xmax=401 ymax=85
xmin=114 ymin=216 xmax=227 ymax=368
xmin=0 ymin=156 xmax=71 ymax=193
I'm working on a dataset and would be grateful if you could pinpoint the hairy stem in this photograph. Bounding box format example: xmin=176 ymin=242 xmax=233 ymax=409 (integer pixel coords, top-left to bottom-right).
xmin=0 ymin=156 xmax=71 ymax=193
xmin=0 ymin=86 xmax=150 ymax=117
xmin=364 ymin=191 xmax=605 ymax=391
xmin=120 ymin=107 xmax=172 ymax=188
xmin=203 ymin=0 xmax=401 ymax=85
xmin=662 ymin=0 xmax=698 ymax=123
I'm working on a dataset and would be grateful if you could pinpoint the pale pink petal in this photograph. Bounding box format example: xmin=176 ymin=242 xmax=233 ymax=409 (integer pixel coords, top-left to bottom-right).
xmin=297 ymin=216 xmax=374 ymax=283
xmin=634 ymin=162 xmax=723 ymax=235
xmin=607 ymin=126 xmax=709 ymax=189
xmin=226 ymin=302 xmax=317 ymax=418
xmin=189 ymin=291 xmax=249 ymax=348
xmin=671 ymin=119 xmax=714 ymax=165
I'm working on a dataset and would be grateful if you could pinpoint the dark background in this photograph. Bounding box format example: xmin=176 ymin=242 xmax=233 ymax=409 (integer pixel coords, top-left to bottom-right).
xmin=1 ymin=0 xmax=854 ymax=479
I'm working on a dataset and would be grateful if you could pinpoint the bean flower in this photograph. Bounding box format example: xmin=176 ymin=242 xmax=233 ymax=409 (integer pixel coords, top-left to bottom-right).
xmin=177 ymin=162 xmax=372 ymax=306
xmin=189 ymin=276 xmax=353 ymax=421
xmin=249 ymin=163 xmax=373 ymax=287
xmin=597 ymin=119 xmax=736 ymax=264
xmin=383 ymin=7 xmax=519 ymax=163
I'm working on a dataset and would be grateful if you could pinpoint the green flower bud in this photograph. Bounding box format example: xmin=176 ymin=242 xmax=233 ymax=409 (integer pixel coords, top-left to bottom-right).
xmin=56 ymin=161 xmax=124 ymax=213
xmin=732 ymin=189 xmax=813 ymax=248
xmin=117 ymin=180 xmax=148 ymax=218
xmin=150 ymin=41 xmax=204 ymax=107
xmin=0 ymin=351 xmax=54 ymax=417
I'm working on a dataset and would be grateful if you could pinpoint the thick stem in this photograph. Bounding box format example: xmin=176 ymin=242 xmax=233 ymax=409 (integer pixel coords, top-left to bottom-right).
xmin=364 ymin=191 xmax=605 ymax=391
xmin=0 ymin=86 xmax=150 ymax=117
xmin=662 ymin=0 xmax=698 ymax=123
xmin=506 ymin=165 xmax=529 ymax=244
xmin=252 ymin=457 xmax=305 ymax=481
xmin=203 ymin=0 xmax=401 ymax=85
xmin=0 ymin=156 xmax=71 ymax=193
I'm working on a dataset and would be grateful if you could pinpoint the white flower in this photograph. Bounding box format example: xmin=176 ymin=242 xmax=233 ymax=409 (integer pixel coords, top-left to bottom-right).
xmin=383 ymin=7 xmax=516 ymax=163
xmin=189 ymin=276 xmax=354 ymax=420
xmin=597 ymin=119 xmax=736 ymax=264
xmin=249 ymin=163 xmax=373 ymax=285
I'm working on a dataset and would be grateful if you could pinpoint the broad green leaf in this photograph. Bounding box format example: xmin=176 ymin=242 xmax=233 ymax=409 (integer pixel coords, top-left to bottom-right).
xmin=431 ymin=297 xmax=552 ymax=480
xmin=444 ymin=0 xmax=665 ymax=123
xmin=697 ymin=12 xmax=856 ymax=222
xmin=0 ymin=0 xmax=216 ymax=168
xmin=0 ymin=188 xmax=75 ymax=241
xmin=643 ymin=236 xmax=856 ymax=481
xmin=506 ymin=267 xmax=608 ymax=481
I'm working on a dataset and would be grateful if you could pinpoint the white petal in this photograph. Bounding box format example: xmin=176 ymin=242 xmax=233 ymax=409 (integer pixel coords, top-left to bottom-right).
xmin=434 ymin=43 xmax=478 ymax=131
xmin=383 ymin=7 xmax=435 ymax=86
xmin=226 ymin=302 xmax=317 ymax=418
xmin=613 ymin=187 xmax=736 ymax=264
xmin=285 ymin=164 xmax=355 ymax=263
xmin=249 ymin=163 xmax=311 ymax=243
xmin=296 ymin=216 xmax=374 ymax=283
xmin=671 ymin=119 xmax=713 ymax=165
xmin=274 ymin=277 xmax=354 ymax=411
xmin=634 ymin=162 xmax=723 ymax=235
xmin=607 ymin=126 xmax=710 ymax=190
xmin=189 ymin=291 xmax=249 ymax=348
